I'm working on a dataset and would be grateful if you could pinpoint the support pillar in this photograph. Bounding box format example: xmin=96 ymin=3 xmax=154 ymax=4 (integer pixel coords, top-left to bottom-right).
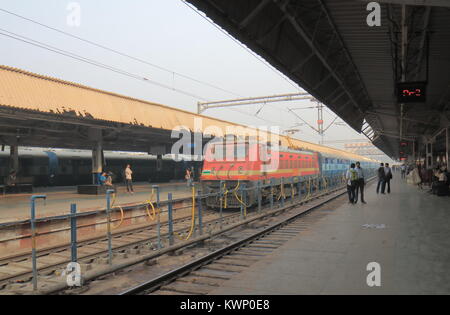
xmin=92 ymin=142 xmax=103 ymax=184
xmin=9 ymin=145 xmax=19 ymax=174
xmin=425 ymin=140 xmax=433 ymax=170
xmin=7 ymin=145 xmax=20 ymax=186
xmin=88 ymin=128 xmax=104 ymax=185
xmin=446 ymin=128 xmax=449 ymax=170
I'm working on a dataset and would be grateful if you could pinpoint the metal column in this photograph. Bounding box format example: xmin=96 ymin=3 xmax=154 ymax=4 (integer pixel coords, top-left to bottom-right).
xmin=92 ymin=142 xmax=103 ymax=184
xmin=9 ymin=145 xmax=19 ymax=174
xmin=106 ymin=190 xmax=114 ymax=265
xmin=168 ymin=193 xmax=174 ymax=246
xmin=70 ymin=204 xmax=78 ymax=263
xmin=426 ymin=141 xmax=433 ymax=170
xmin=30 ymin=195 xmax=46 ymax=291
xmin=447 ymin=128 xmax=449 ymax=170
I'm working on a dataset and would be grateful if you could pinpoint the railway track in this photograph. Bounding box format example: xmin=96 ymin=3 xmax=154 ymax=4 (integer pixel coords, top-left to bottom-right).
xmin=0 ymin=208 xmax=240 ymax=292
xmin=118 ymin=183 xmax=357 ymax=295
xmin=0 ymin=177 xmax=361 ymax=294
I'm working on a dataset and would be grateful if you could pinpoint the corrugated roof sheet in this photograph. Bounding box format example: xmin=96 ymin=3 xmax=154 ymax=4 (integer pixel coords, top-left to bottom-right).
xmin=0 ymin=65 xmax=375 ymax=162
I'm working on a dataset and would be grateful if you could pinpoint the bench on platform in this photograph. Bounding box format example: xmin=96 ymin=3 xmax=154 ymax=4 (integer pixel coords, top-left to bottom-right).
xmin=1 ymin=177 xmax=33 ymax=195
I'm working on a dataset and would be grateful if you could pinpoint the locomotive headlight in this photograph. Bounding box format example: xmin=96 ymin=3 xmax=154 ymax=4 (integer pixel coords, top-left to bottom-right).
xmin=238 ymin=166 xmax=244 ymax=174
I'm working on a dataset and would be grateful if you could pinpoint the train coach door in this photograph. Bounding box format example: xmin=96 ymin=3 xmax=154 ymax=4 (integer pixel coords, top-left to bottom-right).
xmin=44 ymin=151 xmax=58 ymax=186
xmin=156 ymin=155 xmax=163 ymax=172
xmin=72 ymin=159 xmax=80 ymax=184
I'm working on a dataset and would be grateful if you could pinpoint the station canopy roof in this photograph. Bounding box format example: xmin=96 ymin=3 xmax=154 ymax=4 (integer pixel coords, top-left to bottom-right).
xmin=187 ymin=0 xmax=450 ymax=159
xmin=0 ymin=65 xmax=373 ymax=161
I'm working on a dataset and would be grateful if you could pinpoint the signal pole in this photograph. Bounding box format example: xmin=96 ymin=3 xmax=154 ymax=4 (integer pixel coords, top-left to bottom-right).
xmin=289 ymin=99 xmax=340 ymax=145
xmin=317 ymin=101 xmax=324 ymax=145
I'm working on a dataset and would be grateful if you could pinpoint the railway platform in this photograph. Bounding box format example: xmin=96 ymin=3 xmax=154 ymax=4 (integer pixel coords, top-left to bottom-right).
xmin=208 ymin=177 xmax=450 ymax=295
xmin=0 ymin=181 xmax=193 ymax=223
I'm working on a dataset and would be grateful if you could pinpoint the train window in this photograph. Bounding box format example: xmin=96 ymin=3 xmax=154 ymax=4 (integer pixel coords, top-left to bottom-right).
xmin=213 ymin=144 xmax=224 ymax=160
xmin=236 ymin=144 xmax=248 ymax=161
xmin=210 ymin=143 xmax=248 ymax=161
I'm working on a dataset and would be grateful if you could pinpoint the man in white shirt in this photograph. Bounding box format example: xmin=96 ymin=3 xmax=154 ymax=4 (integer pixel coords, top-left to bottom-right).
xmin=354 ymin=162 xmax=366 ymax=204
xmin=124 ymin=164 xmax=134 ymax=194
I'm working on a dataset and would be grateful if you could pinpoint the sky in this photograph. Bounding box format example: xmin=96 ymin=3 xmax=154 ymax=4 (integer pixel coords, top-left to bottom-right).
xmin=0 ymin=0 xmax=389 ymax=160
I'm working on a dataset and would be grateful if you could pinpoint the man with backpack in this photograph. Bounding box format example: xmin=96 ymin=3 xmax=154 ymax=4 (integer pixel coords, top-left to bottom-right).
xmin=346 ymin=163 xmax=358 ymax=204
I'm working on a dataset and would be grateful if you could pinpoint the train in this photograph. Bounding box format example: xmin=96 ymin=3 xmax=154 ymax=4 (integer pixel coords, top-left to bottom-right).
xmin=0 ymin=147 xmax=201 ymax=187
xmin=200 ymin=140 xmax=379 ymax=208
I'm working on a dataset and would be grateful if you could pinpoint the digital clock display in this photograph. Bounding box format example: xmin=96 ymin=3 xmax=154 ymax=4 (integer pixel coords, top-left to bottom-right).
xmin=397 ymin=82 xmax=427 ymax=103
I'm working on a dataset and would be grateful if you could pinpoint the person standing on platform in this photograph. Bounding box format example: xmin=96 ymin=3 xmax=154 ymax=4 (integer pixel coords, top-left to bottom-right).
xmin=401 ymin=164 xmax=407 ymax=179
xmin=354 ymin=162 xmax=366 ymax=204
xmin=381 ymin=163 xmax=393 ymax=194
xmin=376 ymin=163 xmax=385 ymax=194
xmin=346 ymin=163 xmax=358 ymax=204
xmin=124 ymin=164 xmax=134 ymax=194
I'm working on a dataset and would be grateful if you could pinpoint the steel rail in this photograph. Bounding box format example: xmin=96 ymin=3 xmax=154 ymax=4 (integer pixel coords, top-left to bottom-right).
xmin=118 ymin=185 xmax=355 ymax=295
xmin=0 ymin=210 xmax=241 ymax=286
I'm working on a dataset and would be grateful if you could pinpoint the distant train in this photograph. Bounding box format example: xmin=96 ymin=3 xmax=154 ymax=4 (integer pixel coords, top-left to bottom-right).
xmin=200 ymin=140 xmax=379 ymax=208
xmin=0 ymin=148 xmax=201 ymax=186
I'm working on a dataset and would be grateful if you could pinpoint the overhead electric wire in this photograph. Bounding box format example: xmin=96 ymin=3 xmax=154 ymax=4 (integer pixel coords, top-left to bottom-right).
xmin=0 ymin=28 xmax=208 ymax=101
xmin=0 ymin=7 xmax=320 ymax=135
xmin=0 ymin=28 xmax=293 ymax=129
xmin=0 ymin=7 xmax=305 ymax=121
xmin=0 ymin=7 xmax=240 ymax=98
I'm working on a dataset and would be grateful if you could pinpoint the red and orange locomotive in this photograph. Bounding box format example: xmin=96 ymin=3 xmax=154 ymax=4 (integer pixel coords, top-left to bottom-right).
xmin=200 ymin=140 xmax=320 ymax=208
